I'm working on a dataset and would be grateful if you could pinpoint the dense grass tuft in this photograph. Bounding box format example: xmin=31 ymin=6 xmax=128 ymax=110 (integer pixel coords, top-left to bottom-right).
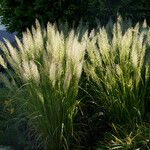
xmin=0 ymin=17 xmax=150 ymax=150
xmin=84 ymin=17 xmax=150 ymax=125
xmin=0 ymin=20 xmax=87 ymax=149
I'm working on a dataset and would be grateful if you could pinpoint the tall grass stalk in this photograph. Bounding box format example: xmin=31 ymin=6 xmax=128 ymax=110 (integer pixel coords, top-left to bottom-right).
xmin=0 ymin=20 xmax=87 ymax=149
xmin=84 ymin=17 xmax=150 ymax=125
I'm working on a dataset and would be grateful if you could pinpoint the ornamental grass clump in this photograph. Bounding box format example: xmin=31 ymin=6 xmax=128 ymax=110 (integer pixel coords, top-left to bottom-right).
xmin=84 ymin=17 xmax=150 ymax=125
xmin=0 ymin=20 xmax=87 ymax=149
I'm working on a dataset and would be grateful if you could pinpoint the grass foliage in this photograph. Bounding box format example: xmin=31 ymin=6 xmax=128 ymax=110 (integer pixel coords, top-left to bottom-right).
xmin=84 ymin=17 xmax=150 ymax=125
xmin=0 ymin=17 xmax=150 ymax=149
xmin=0 ymin=20 xmax=87 ymax=149
xmin=97 ymin=123 xmax=150 ymax=150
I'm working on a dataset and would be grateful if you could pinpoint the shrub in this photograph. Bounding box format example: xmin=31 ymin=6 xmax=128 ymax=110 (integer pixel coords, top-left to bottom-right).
xmin=0 ymin=0 xmax=107 ymax=33
xmin=1 ymin=0 xmax=150 ymax=33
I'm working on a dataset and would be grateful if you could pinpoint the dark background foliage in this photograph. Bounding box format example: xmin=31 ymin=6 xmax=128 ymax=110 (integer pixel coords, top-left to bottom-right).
xmin=0 ymin=0 xmax=150 ymax=33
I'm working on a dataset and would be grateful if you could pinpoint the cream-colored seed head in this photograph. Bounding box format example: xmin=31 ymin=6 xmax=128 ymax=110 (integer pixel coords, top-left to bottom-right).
xmin=22 ymin=60 xmax=31 ymax=81
xmin=0 ymin=55 xmax=7 ymax=68
xmin=29 ymin=61 xmax=40 ymax=83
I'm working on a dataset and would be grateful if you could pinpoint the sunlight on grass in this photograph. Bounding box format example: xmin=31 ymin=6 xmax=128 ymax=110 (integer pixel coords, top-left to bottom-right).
xmin=0 ymin=20 xmax=87 ymax=149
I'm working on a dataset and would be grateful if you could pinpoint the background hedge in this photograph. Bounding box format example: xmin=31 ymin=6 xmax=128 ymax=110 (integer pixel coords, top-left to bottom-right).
xmin=0 ymin=0 xmax=150 ymax=33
